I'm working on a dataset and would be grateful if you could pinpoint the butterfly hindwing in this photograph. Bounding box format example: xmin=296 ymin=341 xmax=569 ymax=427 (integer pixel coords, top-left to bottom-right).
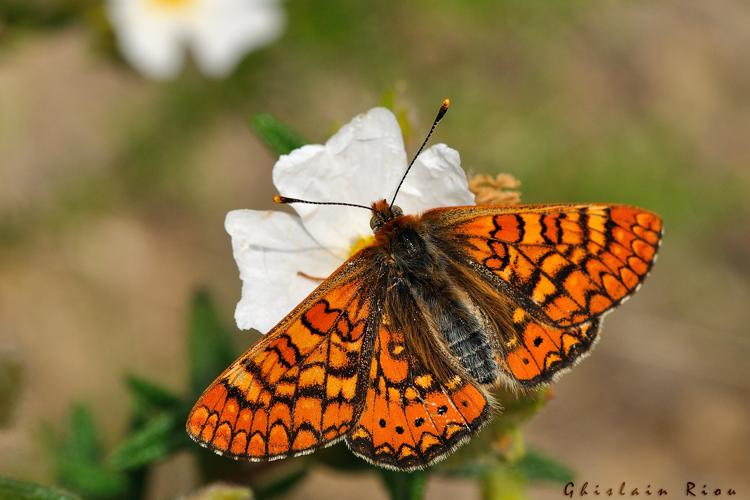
xmin=436 ymin=247 xmax=603 ymax=387
xmin=424 ymin=204 xmax=662 ymax=330
xmin=346 ymin=317 xmax=491 ymax=471
xmin=500 ymin=306 xmax=601 ymax=386
xmin=186 ymin=250 xmax=380 ymax=460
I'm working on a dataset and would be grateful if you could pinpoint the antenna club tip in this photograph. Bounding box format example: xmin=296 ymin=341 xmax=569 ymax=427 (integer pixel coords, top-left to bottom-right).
xmin=273 ymin=195 xmax=284 ymax=204
xmin=436 ymin=98 xmax=451 ymax=122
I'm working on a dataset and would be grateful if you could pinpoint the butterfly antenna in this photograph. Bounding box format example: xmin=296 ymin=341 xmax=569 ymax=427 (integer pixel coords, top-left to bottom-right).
xmin=274 ymin=195 xmax=372 ymax=212
xmin=390 ymin=98 xmax=451 ymax=208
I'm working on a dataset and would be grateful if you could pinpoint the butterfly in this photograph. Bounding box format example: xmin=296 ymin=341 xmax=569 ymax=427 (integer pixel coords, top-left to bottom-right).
xmin=186 ymin=100 xmax=663 ymax=471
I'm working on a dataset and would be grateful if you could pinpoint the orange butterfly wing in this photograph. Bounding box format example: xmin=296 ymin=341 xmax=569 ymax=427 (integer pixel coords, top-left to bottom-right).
xmin=500 ymin=306 xmax=600 ymax=386
xmin=424 ymin=204 xmax=662 ymax=385
xmin=346 ymin=317 xmax=491 ymax=470
xmin=186 ymin=250 xmax=379 ymax=460
xmin=426 ymin=204 xmax=662 ymax=328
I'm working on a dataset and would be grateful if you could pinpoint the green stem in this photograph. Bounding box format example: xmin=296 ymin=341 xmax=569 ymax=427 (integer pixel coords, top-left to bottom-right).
xmin=378 ymin=470 xmax=427 ymax=500
xmin=482 ymin=466 xmax=528 ymax=500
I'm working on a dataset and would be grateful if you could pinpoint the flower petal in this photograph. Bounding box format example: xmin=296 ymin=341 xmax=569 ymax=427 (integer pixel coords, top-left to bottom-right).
xmin=106 ymin=0 xmax=186 ymax=80
xmin=394 ymin=143 xmax=475 ymax=214
xmin=226 ymin=209 xmax=340 ymax=333
xmin=272 ymin=107 xmax=408 ymax=253
xmin=191 ymin=0 xmax=285 ymax=77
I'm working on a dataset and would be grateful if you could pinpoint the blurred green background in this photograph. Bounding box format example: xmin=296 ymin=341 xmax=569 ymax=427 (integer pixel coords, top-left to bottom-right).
xmin=1 ymin=1 xmax=749 ymax=499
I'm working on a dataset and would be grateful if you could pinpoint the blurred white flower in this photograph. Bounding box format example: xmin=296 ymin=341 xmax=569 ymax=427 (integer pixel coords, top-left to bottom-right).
xmin=227 ymin=107 xmax=475 ymax=333
xmin=106 ymin=0 xmax=284 ymax=80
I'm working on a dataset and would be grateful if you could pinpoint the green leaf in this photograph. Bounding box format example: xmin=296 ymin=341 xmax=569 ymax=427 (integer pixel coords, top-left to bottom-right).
xmin=0 ymin=477 xmax=82 ymax=500
xmin=378 ymin=470 xmax=427 ymax=500
xmin=125 ymin=375 xmax=182 ymax=412
xmin=254 ymin=467 xmax=308 ymax=500
xmin=109 ymin=412 xmax=186 ymax=470
xmin=55 ymin=461 xmax=129 ymax=500
xmin=67 ymin=405 xmax=102 ymax=462
xmin=514 ymin=450 xmax=574 ymax=485
xmin=188 ymin=289 xmax=236 ymax=397
xmin=251 ymin=114 xmax=306 ymax=156
xmin=42 ymin=404 xmax=131 ymax=499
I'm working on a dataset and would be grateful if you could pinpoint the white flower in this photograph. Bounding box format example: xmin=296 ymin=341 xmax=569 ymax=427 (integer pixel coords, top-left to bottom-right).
xmin=227 ymin=107 xmax=475 ymax=333
xmin=106 ymin=0 xmax=284 ymax=80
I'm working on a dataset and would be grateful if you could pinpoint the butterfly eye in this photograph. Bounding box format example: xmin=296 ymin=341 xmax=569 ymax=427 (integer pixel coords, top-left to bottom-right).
xmin=370 ymin=215 xmax=381 ymax=230
xmin=392 ymin=206 xmax=403 ymax=217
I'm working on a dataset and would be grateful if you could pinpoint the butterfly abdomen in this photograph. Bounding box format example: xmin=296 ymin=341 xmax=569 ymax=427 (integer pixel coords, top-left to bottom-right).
xmin=434 ymin=299 xmax=498 ymax=384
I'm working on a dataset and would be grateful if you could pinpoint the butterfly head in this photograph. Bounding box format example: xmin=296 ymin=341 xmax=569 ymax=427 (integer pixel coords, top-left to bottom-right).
xmin=370 ymin=199 xmax=403 ymax=233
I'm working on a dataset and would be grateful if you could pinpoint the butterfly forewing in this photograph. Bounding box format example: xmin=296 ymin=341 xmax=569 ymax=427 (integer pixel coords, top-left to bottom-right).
xmin=424 ymin=204 xmax=662 ymax=329
xmin=186 ymin=250 xmax=380 ymax=460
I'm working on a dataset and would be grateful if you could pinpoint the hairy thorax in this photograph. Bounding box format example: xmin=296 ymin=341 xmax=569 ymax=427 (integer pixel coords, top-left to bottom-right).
xmin=372 ymin=212 xmax=502 ymax=386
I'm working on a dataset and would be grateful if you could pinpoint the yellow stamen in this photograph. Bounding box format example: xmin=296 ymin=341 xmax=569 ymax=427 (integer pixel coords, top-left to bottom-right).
xmin=149 ymin=0 xmax=193 ymax=10
xmin=349 ymin=235 xmax=375 ymax=257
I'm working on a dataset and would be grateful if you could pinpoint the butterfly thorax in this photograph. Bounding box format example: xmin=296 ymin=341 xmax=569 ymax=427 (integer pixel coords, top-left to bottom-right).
xmin=369 ymin=210 xmax=502 ymax=386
